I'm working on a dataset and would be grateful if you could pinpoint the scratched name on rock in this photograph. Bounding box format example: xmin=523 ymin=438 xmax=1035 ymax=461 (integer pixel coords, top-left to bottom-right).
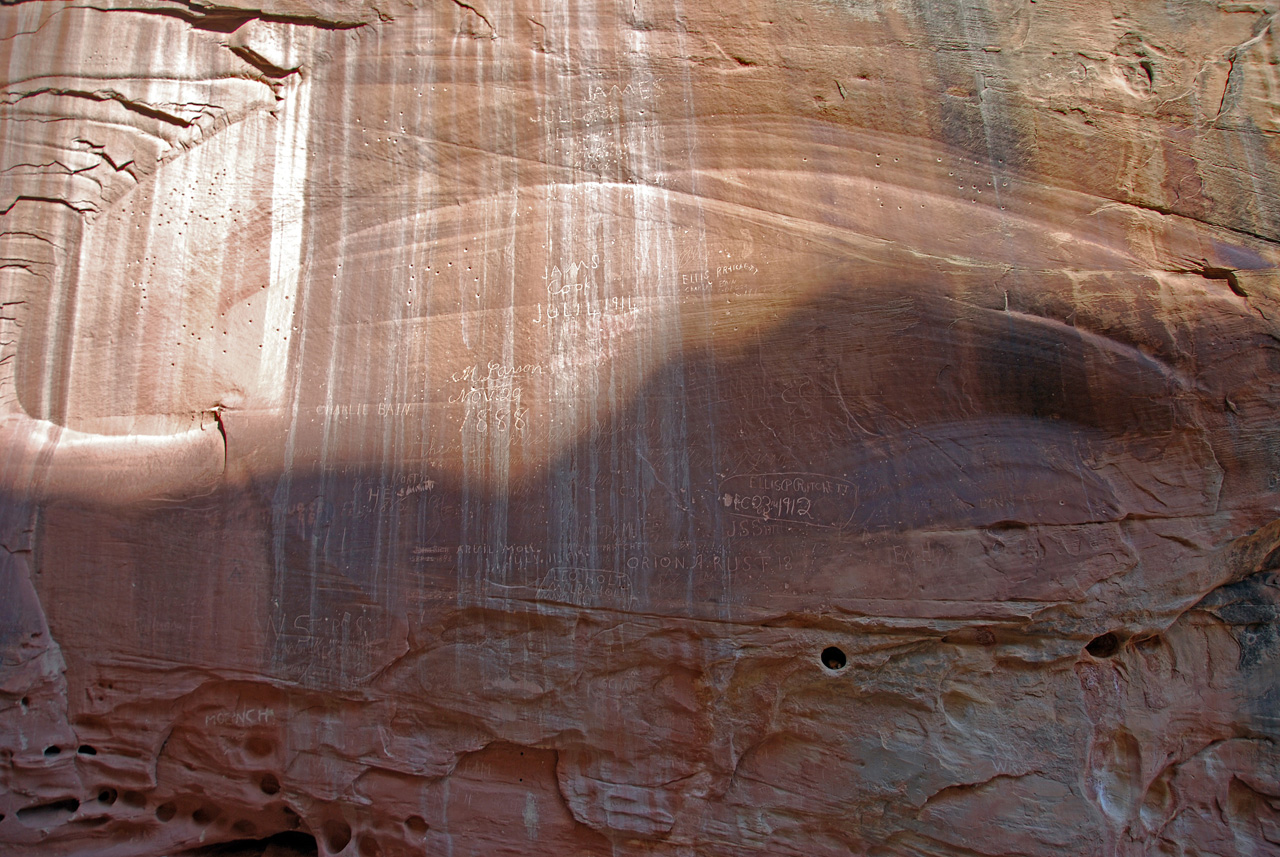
xmin=204 ymin=708 xmax=275 ymax=728
xmin=313 ymin=402 xmax=427 ymax=418
xmin=536 ymin=567 xmax=635 ymax=610
xmin=531 ymin=79 xmax=660 ymax=129
xmin=544 ymin=255 xmax=601 ymax=296
xmin=448 ymin=361 xmax=544 ymax=385
xmin=679 ymin=262 xmax=761 ymax=294
xmin=710 ymin=260 xmax=762 ymax=294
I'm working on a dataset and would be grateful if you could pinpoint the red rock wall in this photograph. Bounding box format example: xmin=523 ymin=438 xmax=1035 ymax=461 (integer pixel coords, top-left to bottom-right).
xmin=2 ymin=1 xmax=1279 ymax=855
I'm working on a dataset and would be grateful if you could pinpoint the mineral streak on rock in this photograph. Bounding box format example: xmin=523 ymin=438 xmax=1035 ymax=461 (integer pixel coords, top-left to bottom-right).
xmin=2 ymin=0 xmax=1279 ymax=854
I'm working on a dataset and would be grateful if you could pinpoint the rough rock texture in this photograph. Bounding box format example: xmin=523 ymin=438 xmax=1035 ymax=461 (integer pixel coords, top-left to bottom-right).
xmin=2 ymin=0 xmax=1280 ymax=854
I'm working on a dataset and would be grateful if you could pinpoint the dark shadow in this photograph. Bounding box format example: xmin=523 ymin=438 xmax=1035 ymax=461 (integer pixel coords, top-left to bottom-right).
xmin=179 ymin=831 xmax=319 ymax=856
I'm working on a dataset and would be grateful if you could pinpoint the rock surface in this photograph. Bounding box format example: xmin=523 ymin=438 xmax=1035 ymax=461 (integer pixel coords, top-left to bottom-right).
xmin=2 ymin=0 xmax=1280 ymax=854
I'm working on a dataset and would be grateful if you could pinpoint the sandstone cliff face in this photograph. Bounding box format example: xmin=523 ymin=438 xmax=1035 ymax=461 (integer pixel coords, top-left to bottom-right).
xmin=2 ymin=1 xmax=1280 ymax=855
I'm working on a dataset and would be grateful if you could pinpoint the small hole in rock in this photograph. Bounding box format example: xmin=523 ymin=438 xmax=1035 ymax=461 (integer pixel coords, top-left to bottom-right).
xmin=16 ymin=798 xmax=79 ymax=826
xmin=259 ymin=773 xmax=281 ymax=795
xmin=77 ymin=745 xmax=96 ymax=755
xmin=193 ymin=805 xmax=219 ymax=825
xmin=821 ymin=646 xmax=847 ymax=670
xmin=98 ymin=788 xmax=118 ymax=805
xmin=44 ymin=746 xmax=61 ymax=756
xmin=323 ymin=818 xmax=352 ymax=853
xmin=405 ymin=815 xmax=429 ymax=836
xmin=155 ymin=802 xmax=176 ymax=823
xmin=1086 ymin=632 xmax=1120 ymax=658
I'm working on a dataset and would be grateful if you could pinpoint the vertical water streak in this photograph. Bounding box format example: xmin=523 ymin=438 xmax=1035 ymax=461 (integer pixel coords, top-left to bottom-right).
xmin=259 ymin=65 xmax=313 ymax=403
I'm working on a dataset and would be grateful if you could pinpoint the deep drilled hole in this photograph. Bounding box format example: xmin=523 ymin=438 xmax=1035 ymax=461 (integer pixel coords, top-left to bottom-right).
xmin=43 ymin=746 xmax=61 ymax=757
xmin=259 ymin=773 xmax=281 ymax=796
xmin=97 ymin=788 xmax=118 ymax=806
xmin=77 ymin=745 xmax=96 ymax=756
xmin=1086 ymin=632 xmax=1120 ymax=658
xmin=155 ymin=802 xmax=176 ymax=823
xmin=821 ymin=646 xmax=847 ymax=670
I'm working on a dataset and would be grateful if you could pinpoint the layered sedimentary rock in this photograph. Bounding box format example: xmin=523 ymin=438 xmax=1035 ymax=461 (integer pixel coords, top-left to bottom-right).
xmin=2 ymin=0 xmax=1280 ymax=854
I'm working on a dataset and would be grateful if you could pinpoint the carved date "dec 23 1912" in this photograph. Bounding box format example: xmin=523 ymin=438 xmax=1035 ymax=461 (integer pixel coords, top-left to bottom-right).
xmin=718 ymin=473 xmax=855 ymax=529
